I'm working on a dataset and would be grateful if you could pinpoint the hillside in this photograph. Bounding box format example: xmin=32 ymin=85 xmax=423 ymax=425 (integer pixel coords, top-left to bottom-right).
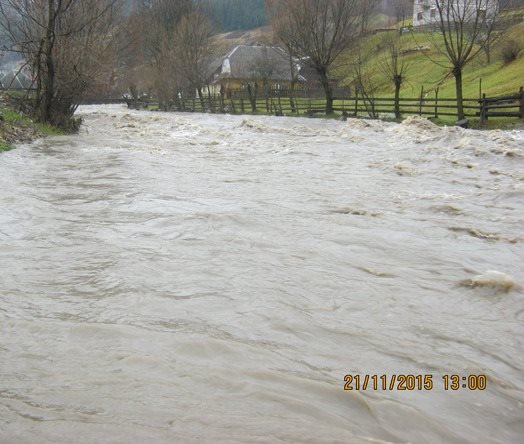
xmin=339 ymin=12 xmax=524 ymax=100
xmin=211 ymin=10 xmax=524 ymax=101
xmin=212 ymin=26 xmax=275 ymax=54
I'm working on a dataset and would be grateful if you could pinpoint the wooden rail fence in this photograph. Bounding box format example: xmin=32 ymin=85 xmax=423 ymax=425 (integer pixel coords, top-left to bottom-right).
xmin=479 ymin=87 xmax=524 ymax=125
xmin=125 ymin=87 xmax=524 ymax=124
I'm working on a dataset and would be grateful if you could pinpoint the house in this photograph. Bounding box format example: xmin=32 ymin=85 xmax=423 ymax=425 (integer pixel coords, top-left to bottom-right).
xmin=0 ymin=66 xmax=33 ymax=90
xmin=413 ymin=0 xmax=499 ymax=27
xmin=208 ymin=45 xmax=302 ymax=97
xmin=0 ymin=55 xmax=34 ymax=90
xmin=207 ymin=44 xmax=349 ymax=99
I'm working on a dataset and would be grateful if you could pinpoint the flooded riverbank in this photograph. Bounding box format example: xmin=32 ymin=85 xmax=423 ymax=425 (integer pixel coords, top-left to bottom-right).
xmin=0 ymin=106 xmax=523 ymax=443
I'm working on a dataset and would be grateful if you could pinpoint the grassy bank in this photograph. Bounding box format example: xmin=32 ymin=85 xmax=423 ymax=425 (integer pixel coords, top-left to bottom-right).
xmin=0 ymin=96 xmax=65 ymax=152
xmin=341 ymin=14 xmax=524 ymax=100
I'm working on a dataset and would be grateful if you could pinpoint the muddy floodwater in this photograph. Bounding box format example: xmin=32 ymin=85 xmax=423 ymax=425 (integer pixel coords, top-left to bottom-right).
xmin=0 ymin=106 xmax=523 ymax=443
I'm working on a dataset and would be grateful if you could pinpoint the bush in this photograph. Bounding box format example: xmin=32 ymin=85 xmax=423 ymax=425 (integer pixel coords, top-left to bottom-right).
xmin=0 ymin=142 xmax=12 ymax=152
xmin=500 ymin=39 xmax=522 ymax=64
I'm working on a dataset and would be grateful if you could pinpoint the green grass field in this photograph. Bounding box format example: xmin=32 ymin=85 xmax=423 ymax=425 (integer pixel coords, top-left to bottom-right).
xmin=340 ymin=16 xmax=524 ymax=100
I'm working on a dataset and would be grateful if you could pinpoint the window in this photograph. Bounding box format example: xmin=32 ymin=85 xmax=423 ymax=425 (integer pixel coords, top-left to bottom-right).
xmin=430 ymin=9 xmax=436 ymax=18
xmin=417 ymin=12 xmax=424 ymax=21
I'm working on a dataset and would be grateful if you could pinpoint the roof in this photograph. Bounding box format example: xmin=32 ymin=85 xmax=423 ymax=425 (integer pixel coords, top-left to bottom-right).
xmin=0 ymin=56 xmax=33 ymax=90
xmin=0 ymin=67 xmax=33 ymax=90
xmin=214 ymin=45 xmax=296 ymax=82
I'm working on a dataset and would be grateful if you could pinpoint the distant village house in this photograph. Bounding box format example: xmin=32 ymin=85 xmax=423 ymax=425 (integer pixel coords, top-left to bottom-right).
xmin=207 ymin=44 xmax=346 ymax=99
xmin=208 ymin=45 xmax=301 ymax=98
xmin=413 ymin=0 xmax=499 ymax=27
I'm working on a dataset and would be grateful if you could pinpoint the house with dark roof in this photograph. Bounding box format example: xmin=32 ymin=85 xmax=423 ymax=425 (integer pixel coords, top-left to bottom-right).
xmin=206 ymin=44 xmax=350 ymax=100
xmin=208 ymin=45 xmax=303 ymax=96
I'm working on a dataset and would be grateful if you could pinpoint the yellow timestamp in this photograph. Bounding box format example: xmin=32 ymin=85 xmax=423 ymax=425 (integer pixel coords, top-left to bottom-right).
xmin=343 ymin=374 xmax=487 ymax=391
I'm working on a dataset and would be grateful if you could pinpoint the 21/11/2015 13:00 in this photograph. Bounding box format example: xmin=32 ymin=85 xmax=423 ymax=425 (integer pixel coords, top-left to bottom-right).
xmin=343 ymin=374 xmax=487 ymax=391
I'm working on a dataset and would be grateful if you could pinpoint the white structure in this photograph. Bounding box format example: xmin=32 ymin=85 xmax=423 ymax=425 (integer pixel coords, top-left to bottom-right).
xmin=413 ymin=0 xmax=499 ymax=27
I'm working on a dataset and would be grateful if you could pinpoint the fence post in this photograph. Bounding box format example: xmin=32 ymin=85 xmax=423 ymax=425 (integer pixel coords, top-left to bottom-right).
xmin=354 ymin=90 xmax=358 ymax=117
xmin=419 ymin=85 xmax=424 ymax=116
xmin=220 ymin=92 xmax=225 ymax=113
xmin=434 ymin=87 xmax=439 ymax=119
xmin=520 ymin=86 xmax=524 ymax=119
xmin=479 ymin=78 xmax=482 ymax=99
xmin=480 ymin=93 xmax=487 ymax=125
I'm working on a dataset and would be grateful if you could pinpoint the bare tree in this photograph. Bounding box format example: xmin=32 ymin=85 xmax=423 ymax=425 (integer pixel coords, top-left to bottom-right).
xmin=115 ymin=3 xmax=152 ymax=99
xmin=142 ymin=0 xmax=193 ymax=109
xmin=0 ymin=0 xmax=121 ymax=128
xmin=350 ymin=48 xmax=379 ymax=118
xmin=358 ymin=0 xmax=380 ymax=34
xmin=263 ymin=7 xmax=301 ymax=112
xmin=173 ymin=10 xmax=215 ymax=109
xmin=267 ymin=0 xmax=362 ymax=114
xmin=248 ymin=47 xmax=292 ymax=112
xmin=393 ymin=0 xmax=413 ymax=25
xmin=281 ymin=42 xmax=301 ymax=113
xmin=478 ymin=0 xmax=515 ymax=63
xmin=429 ymin=0 xmax=500 ymax=120
xmin=379 ymin=34 xmax=409 ymax=119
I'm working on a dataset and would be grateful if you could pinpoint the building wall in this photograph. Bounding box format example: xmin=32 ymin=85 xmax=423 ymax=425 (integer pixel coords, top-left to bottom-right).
xmin=413 ymin=0 xmax=499 ymax=27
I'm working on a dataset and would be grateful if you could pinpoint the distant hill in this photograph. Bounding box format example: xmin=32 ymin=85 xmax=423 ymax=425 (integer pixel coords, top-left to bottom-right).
xmin=212 ymin=26 xmax=275 ymax=54
xmin=197 ymin=0 xmax=267 ymax=32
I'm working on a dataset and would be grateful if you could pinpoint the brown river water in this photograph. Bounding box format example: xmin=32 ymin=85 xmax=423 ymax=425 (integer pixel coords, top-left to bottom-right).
xmin=0 ymin=106 xmax=523 ymax=443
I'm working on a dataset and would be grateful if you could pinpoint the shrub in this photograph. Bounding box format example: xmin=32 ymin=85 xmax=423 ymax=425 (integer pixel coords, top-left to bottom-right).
xmin=500 ymin=39 xmax=522 ymax=64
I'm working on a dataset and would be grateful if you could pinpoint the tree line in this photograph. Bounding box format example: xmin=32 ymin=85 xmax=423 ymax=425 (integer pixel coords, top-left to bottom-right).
xmin=270 ymin=0 xmax=517 ymax=120
xmin=0 ymin=0 xmax=121 ymax=129
xmin=197 ymin=0 xmax=267 ymax=32
xmin=0 ymin=0 xmax=520 ymax=128
xmin=0 ymin=0 xmax=216 ymax=127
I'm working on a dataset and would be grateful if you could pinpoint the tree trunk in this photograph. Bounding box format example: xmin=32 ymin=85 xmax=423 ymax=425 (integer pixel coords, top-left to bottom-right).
xmin=394 ymin=81 xmax=401 ymax=119
xmin=289 ymin=80 xmax=296 ymax=113
xmin=39 ymin=0 xmax=56 ymax=124
xmin=197 ymin=87 xmax=205 ymax=111
xmin=318 ymin=67 xmax=333 ymax=114
xmin=219 ymin=86 xmax=225 ymax=113
xmin=206 ymin=84 xmax=215 ymax=113
xmin=264 ymin=83 xmax=270 ymax=113
xmin=34 ymin=39 xmax=45 ymax=113
xmin=247 ymin=83 xmax=257 ymax=112
xmin=453 ymin=66 xmax=464 ymax=121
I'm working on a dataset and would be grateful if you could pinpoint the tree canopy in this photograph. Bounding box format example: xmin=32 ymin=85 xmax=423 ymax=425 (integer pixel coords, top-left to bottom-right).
xmin=196 ymin=0 xmax=267 ymax=32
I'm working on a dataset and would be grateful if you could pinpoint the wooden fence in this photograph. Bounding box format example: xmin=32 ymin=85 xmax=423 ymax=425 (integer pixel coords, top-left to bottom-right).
xmin=127 ymin=87 xmax=524 ymax=124
xmin=479 ymin=87 xmax=524 ymax=125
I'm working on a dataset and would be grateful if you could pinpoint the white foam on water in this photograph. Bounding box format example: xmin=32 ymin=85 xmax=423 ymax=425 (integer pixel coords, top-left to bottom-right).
xmin=461 ymin=270 xmax=521 ymax=293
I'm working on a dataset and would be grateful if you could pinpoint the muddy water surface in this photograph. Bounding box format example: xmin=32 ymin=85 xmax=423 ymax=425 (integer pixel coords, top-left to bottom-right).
xmin=0 ymin=106 xmax=523 ymax=443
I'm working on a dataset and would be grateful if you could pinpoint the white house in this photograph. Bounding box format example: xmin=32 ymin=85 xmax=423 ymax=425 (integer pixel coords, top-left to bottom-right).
xmin=413 ymin=0 xmax=499 ymax=27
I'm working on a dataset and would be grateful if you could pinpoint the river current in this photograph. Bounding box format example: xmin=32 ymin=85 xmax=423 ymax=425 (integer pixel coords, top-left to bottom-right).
xmin=0 ymin=106 xmax=523 ymax=443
